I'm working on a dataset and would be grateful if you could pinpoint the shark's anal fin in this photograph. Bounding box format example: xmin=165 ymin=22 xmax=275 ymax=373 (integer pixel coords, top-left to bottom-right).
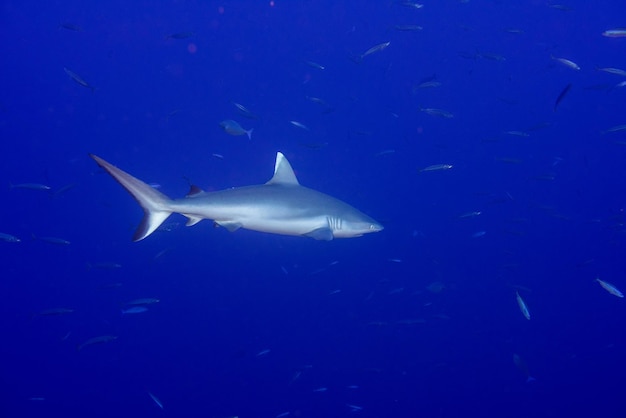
xmin=304 ymin=227 xmax=334 ymax=241
xmin=184 ymin=215 xmax=203 ymax=226
xmin=215 ymin=220 xmax=243 ymax=232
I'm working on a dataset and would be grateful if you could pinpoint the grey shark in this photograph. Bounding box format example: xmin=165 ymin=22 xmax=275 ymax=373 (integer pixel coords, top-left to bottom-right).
xmin=90 ymin=152 xmax=383 ymax=241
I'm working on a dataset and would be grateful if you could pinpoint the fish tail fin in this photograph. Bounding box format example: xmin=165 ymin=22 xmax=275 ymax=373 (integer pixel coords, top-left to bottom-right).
xmin=89 ymin=154 xmax=173 ymax=241
xmin=246 ymin=128 xmax=254 ymax=140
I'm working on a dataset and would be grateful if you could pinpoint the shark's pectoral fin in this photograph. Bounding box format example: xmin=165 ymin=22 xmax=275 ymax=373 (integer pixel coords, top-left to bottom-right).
xmin=184 ymin=215 xmax=203 ymax=226
xmin=304 ymin=227 xmax=334 ymax=241
xmin=215 ymin=220 xmax=243 ymax=232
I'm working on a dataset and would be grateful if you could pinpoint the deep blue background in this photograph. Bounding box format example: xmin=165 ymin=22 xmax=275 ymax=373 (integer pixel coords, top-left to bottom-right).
xmin=1 ymin=1 xmax=626 ymax=417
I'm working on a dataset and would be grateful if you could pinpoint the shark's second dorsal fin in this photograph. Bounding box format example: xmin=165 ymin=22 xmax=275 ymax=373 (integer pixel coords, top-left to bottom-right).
xmin=186 ymin=185 xmax=204 ymax=197
xmin=266 ymin=152 xmax=299 ymax=185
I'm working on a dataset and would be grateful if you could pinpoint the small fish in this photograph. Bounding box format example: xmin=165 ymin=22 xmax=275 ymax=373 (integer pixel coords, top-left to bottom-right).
xmin=602 ymin=29 xmax=626 ymax=38
xmin=38 ymin=308 xmax=74 ymax=316
xmin=399 ymin=1 xmax=424 ymax=9
xmin=388 ymin=287 xmax=404 ymax=295
xmin=125 ymin=298 xmax=160 ymax=306
xmin=306 ymin=96 xmax=334 ymax=113
xmin=153 ymin=248 xmax=170 ymax=262
xmin=0 ymin=232 xmax=20 ymax=242
xmin=360 ymin=41 xmax=391 ymax=60
xmin=415 ymin=80 xmax=441 ymax=89
xmin=516 ymin=291 xmax=531 ymax=320
xmin=458 ymin=211 xmax=481 ymax=219
xmin=165 ymin=108 xmax=181 ymax=122
xmin=87 ymin=262 xmax=122 ymax=270
xmin=472 ymin=231 xmax=486 ymax=238
xmin=426 ymin=281 xmax=445 ymax=293
xmin=164 ymin=31 xmax=195 ymax=40
xmin=419 ymin=107 xmax=454 ymax=118
xmin=59 ymin=22 xmax=82 ymax=31
xmin=513 ymin=353 xmax=536 ymax=383
xmin=256 ymin=349 xmax=271 ymax=357
xmin=548 ymin=4 xmax=572 ymax=11
xmin=289 ymin=120 xmax=309 ymax=131
xmin=597 ymin=67 xmax=626 ymax=77
xmin=306 ymin=96 xmax=328 ymax=106
xmin=63 ymin=67 xmax=95 ymax=92
xmin=596 ymin=278 xmax=624 ymax=298
xmin=219 ymin=120 xmax=253 ymax=140
xmin=601 ymin=124 xmax=626 ymax=134
xmin=376 ymin=149 xmax=395 ymax=157
xmin=397 ymin=318 xmax=426 ymax=325
xmin=99 ymin=282 xmax=123 ymax=290
xmin=394 ymin=24 xmax=423 ymax=32
xmin=346 ymin=403 xmax=363 ymax=412
xmin=554 ymin=83 xmax=572 ymax=112
xmin=290 ymin=370 xmax=302 ymax=385
xmin=551 ymin=55 xmax=580 ymax=71
xmin=211 ymin=153 xmax=224 ymax=159
xmin=313 ymin=387 xmax=328 ymax=392
xmin=504 ymin=130 xmax=530 ymax=137
xmin=304 ymin=60 xmax=325 ymax=70
xmin=28 ymin=397 xmax=46 ymax=401
xmin=9 ymin=183 xmax=51 ymax=191
xmin=34 ymin=235 xmax=71 ymax=245
xmin=526 ymin=121 xmax=552 ymax=131
xmin=480 ymin=52 xmax=507 ymax=61
xmin=232 ymin=102 xmax=258 ymax=119
xmin=122 ymin=306 xmax=149 ymax=314
xmin=148 ymin=391 xmax=164 ymax=409
xmin=77 ymin=335 xmax=118 ymax=351
xmin=275 ymin=412 xmax=290 ymax=418
xmin=419 ymin=164 xmax=453 ymax=172
xmin=52 ymin=183 xmax=77 ymax=197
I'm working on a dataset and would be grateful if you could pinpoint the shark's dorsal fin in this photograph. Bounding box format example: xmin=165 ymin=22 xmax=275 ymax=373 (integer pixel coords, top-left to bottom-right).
xmin=266 ymin=152 xmax=299 ymax=185
xmin=186 ymin=184 xmax=204 ymax=197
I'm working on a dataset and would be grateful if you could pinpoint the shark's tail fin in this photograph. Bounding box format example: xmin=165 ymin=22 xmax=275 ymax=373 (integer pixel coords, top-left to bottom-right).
xmin=90 ymin=154 xmax=173 ymax=241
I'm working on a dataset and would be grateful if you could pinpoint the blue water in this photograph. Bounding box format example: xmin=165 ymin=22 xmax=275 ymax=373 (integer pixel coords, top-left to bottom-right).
xmin=2 ymin=1 xmax=626 ymax=417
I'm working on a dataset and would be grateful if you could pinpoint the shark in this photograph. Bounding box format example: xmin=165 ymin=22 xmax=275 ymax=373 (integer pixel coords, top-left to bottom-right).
xmin=90 ymin=152 xmax=383 ymax=241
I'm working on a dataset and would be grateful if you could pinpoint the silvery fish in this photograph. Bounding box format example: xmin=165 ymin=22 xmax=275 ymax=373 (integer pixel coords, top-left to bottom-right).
xmin=219 ymin=120 xmax=253 ymax=140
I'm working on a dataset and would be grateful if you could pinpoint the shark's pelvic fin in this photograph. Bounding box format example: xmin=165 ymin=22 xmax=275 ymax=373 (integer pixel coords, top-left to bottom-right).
xmin=266 ymin=152 xmax=299 ymax=185
xmin=90 ymin=154 xmax=173 ymax=241
xmin=215 ymin=220 xmax=243 ymax=232
xmin=184 ymin=215 xmax=203 ymax=226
